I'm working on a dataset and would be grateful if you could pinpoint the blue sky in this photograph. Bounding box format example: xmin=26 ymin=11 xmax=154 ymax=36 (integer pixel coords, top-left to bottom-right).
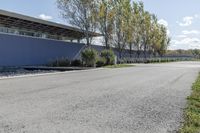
xmin=0 ymin=0 xmax=200 ymax=50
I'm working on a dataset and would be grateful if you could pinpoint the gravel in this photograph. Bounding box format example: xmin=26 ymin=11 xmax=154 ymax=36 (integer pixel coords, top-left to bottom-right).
xmin=0 ymin=62 xmax=199 ymax=133
xmin=0 ymin=67 xmax=57 ymax=78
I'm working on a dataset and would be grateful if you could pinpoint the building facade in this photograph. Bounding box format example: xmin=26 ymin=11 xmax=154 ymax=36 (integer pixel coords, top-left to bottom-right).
xmin=0 ymin=10 xmax=99 ymax=66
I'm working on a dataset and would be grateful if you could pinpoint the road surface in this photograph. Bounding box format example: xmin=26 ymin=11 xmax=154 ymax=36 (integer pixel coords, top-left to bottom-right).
xmin=0 ymin=62 xmax=199 ymax=133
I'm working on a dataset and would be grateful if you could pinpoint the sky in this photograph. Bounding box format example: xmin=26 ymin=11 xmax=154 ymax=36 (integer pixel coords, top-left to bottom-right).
xmin=0 ymin=0 xmax=200 ymax=50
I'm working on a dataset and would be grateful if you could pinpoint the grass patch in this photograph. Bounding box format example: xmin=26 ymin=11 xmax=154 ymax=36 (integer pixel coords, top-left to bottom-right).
xmin=179 ymin=73 xmax=200 ymax=133
xmin=104 ymin=64 xmax=134 ymax=68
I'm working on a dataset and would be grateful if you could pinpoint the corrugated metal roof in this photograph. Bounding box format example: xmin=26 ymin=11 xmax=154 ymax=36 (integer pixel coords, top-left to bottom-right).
xmin=0 ymin=9 xmax=100 ymax=39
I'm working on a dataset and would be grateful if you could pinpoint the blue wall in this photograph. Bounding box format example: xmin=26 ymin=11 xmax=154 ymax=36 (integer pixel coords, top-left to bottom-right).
xmin=0 ymin=33 xmax=151 ymax=66
xmin=0 ymin=33 xmax=85 ymax=66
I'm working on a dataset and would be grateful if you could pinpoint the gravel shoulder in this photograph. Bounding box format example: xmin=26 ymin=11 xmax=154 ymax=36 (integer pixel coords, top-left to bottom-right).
xmin=0 ymin=62 xmax=199 ymax=133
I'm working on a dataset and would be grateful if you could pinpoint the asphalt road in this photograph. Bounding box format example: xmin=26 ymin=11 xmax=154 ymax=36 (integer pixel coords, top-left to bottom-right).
xmin=0 ymin=62 xmax=200 ymax=133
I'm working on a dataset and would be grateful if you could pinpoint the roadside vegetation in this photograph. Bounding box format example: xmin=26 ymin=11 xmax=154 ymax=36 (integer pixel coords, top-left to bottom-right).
xmin=166 ymin=49 xmax=200 ymax=59
xmin=105 ymin=64 xmax=134 ymax=68
xmin=47 ymin=0 xmax=199 ymax=68
xmin=81 ymin=48 xmax=98 ymax=67
xmin=179 ymin=73 xmax=200 ymax=133
xmin=47 ymin=57 xmax=71 ymax=67
xmin=57 ymin=0 xmax=170 ymax=59
xmin=47 ymin=49 xmax=116 ymax=67
xmin=47 ymin=52 xmax=194 ymax=68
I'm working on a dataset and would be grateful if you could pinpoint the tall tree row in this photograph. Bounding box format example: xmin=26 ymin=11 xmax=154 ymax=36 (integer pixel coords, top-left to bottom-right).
xmin=57 ymin=0 xmax=98 ymax=46
xmin=57 ymin=0 xmax=170 ymax=58
xmin=97 ymin=0 xmax=115 ymax=49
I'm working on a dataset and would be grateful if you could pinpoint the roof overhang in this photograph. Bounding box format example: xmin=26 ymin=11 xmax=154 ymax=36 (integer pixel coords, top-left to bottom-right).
xmin=0 ymin=9 xmax=101 ymax=39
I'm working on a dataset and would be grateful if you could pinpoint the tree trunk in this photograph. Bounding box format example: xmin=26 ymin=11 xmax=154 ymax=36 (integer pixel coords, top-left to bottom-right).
xmin=129 ymin=43 xmax=132 ymax=58
xmin=119 ymin=50 xmax=122 ymax=60
xmin=105 ymin=33 xmax=109 ymax=49
xmin=137 ymin=50 xmax=140 ymax=58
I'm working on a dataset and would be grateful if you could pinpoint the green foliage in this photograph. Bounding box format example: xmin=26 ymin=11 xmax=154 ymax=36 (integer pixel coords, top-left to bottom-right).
xmin=144 ymin=58 xmax=191 ymax=64
xmin=81 ymin=48 xmax=98 ymax=67
xmin=100 ymin=49 xmax=115 ymax=65
xmin=58 ymin=0 xmax=170 ymax=58
xmin=179 ymin=73 xmax=200 ymax=133
xmin=192 ymin=49 xmax=200 ymax=59
xmin=96 ymin=57 xmax=106 ymax=67
xmin=57 ymin=0 xmax=98 ymax=46
xmin=166 ymin=49 xmax=193 ymax=56
xmin=71 ymin=59 xmax=82 ymax=67
xmin=110 ymin=0 xmax=170 ymax=58
xmin=48 ymin=57 xmax=71 ymax=67
xmin=105 ymin=64 xmax=134 ymax=68
xmin=97 ymin=0 xmax=115 ymax=48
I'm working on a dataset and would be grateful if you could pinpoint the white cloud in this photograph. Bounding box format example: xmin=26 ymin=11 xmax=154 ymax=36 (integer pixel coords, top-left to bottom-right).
xmin=170 ymin=37 xmax=200 ymax=49
xmin=172 ymin=38 xmax=200 ymax=45
xmin=177 ymin=14 xmax=200 ymax=27
xmin=194 ymin=14 xmax=200 ymax=18
xmin=158 ymin=19 xmax=168 ymax=27
xmin=158 ymin=19 xmax=170 ymax=35
xmin=176 ymin=35 xmax=187 ymax=38
xmin=182 ymin=30 xmax=200 ymax=35
xmin=177 ymin=16 xmax=194 ymax=27
xmin=38 ymin=14 xmax=53 ymax=20
xmin=93 ymin=37 xmax=104 ymax=46
xmin=166 ymin=30 xmax=170 ymax=35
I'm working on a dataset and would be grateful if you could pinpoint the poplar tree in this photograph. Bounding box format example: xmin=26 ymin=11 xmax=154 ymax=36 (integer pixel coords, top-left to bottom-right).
xmin=97 ymin=0 xmax=115 ymax=49
xmin=57 ymin=0 xmax=98 ymax=46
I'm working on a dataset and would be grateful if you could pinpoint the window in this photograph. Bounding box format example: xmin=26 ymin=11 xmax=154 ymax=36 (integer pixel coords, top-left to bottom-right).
xmin=0 ymin=26 xmax=66 ymax=41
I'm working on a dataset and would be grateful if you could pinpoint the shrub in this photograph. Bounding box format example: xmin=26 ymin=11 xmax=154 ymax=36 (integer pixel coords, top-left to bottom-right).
xmin=81 ymin=48 xmax=98 ymax=67
xmin=48 ymin=57 xmax=70 ymax=67
xmin=117 ymin=59 xmax=126 ymax=64
xmin=71 ymin=59 xmax=82 ymax=67
xmin=96 ymin=58 xmax=106 ymax=67
xmin=100 ymin=49 xmax=115 ymax=65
